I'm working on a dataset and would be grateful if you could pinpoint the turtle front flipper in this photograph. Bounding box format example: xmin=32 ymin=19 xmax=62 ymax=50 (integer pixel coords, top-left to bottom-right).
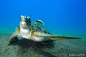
xmin=39 ymin=35 xmax=82 ymax=41
xmin=33 ymin=32 xmax=82 ymax=41
xmin=8 ymin=35 xmax=18 ymax=43
xmin=8 ymin=26 xmax=20 ymax=43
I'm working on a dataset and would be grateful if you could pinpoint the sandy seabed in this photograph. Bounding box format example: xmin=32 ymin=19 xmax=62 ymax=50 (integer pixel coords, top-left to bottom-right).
xmin=0 ymin=28 xmax=86 ymax=57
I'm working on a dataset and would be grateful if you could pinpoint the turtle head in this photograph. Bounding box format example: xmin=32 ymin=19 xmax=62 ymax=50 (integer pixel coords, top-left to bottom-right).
xmin=20 ymin=15 xmax=31 ymax=29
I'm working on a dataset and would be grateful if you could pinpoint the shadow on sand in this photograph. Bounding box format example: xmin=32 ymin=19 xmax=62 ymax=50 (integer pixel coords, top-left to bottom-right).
xmin=8 ymin=39 xmax=57 ymax=57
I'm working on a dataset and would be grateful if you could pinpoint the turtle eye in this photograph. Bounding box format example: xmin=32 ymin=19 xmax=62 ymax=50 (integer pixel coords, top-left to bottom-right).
xmin=20 ymin=15 xmax=23 ymax=18
xmin=27 ymin=17 xmax=30 ymax=19
xmin=27 ymin=17 xmax=29 ymax=19
xmin=27 ymin=16 xmax=30 ymax=19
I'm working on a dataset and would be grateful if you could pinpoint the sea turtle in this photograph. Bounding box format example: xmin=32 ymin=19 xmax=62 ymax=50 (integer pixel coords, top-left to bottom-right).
xmin=8 ymin=15 xmax=82 ymax=43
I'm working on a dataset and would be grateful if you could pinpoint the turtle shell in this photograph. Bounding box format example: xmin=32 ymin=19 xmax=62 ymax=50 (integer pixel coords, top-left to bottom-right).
xmin=30 ymin=21 xmax=51 ymax=34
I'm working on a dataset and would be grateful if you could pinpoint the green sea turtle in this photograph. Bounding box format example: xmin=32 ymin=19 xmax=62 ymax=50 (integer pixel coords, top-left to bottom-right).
xmin=8 ymin=15 xmax=82 ymax=43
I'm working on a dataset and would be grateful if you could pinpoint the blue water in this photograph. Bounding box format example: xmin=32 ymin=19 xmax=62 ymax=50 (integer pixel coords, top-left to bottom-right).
xmin=0 ymin=0 xmax=86 ymax=57
xmin=0 ymin=0 xmax=86 ymax=38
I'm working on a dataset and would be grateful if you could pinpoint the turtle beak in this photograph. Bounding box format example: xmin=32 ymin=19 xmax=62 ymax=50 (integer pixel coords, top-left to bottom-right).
xmin=21 ymin=17 xmax=26 ymax=22
xmin=21 ymin=21 xmax=27 ymax=24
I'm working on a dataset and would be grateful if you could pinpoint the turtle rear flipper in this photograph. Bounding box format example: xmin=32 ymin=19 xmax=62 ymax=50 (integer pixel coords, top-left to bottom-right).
xmin=8 ymin=26 xmax=20 ymax=43
xmin=36 ymin=20 xmax=44 ymax=25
